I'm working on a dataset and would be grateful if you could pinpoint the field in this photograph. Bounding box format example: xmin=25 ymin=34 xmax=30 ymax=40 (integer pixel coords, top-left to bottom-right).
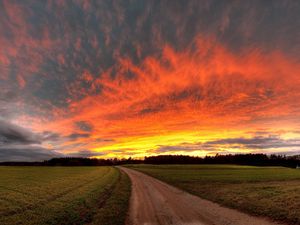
xmin=0 ymin=166 xmax=130 ymax=225
xmin=126 ymin=164 xmax=300 ymax=224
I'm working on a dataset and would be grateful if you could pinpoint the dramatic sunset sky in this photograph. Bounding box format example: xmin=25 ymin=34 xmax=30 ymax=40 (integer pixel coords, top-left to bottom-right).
xmin=0 ymin=0 xmax=300 ymax=161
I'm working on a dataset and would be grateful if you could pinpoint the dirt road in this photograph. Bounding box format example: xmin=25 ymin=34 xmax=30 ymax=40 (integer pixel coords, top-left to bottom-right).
xmin=120 ymin=167 xmax=284 ymax=225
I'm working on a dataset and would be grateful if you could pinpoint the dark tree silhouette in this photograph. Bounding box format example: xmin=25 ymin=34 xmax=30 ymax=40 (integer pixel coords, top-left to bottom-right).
xmin=1 ymin=154 xmax=299 ymax=168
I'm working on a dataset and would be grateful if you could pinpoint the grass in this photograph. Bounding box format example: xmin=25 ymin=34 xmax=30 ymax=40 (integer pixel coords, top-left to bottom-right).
xmin=126 ymin=164 xmax=300 ymax=224
xmin=89 ymin=169 xmax=131 ymax=225
xmin=0 ymin=166 xmax=131 ymax=225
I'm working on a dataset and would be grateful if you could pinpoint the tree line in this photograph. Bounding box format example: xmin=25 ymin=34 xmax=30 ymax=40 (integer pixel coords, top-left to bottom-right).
xmin=144 ymin=154 xmax=300 ymax=168
xmin=0 ymin=154 xmax=299 ymax=168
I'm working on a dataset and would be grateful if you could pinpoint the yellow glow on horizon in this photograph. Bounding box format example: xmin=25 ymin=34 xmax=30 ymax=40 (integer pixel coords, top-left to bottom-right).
xmin=91 ymin=129 xmax=255 ymax=158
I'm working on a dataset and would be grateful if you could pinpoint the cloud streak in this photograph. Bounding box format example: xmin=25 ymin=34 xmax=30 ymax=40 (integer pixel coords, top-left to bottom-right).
xmin=0 ymin=120 xmax=40 ymax=145
xmin=155 ymin=135 xmax=300 ymax=155
xmin=0 ymin=146 xmax=62 ymax=162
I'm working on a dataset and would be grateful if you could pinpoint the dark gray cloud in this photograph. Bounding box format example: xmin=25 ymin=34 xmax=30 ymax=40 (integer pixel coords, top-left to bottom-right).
xmin=65 ymin=150 xmax=104 ymax=158
xmin=206 ymin=136 xmax=279 ymax=146
xmin=94 ymin=138 xmax=115 ymax=143
xmin=0 ymin=120 xmax=65 ymax=161
xmin=41 ymin=131 xmax=61 ymax=142
xmin=204 ymin=136 xmax=300 ymax=149
xmin=0 ymin=120 xmax=40 ymax=145
xmin=75 ymin=121 xmax=93 ymax=132
xmin=67 ymin=132 xmax=90 ymax=141
xmin=155 ymin=135 xmax=300 ymax=154
xmin=0 ymin=146 xmax=62 ymax=162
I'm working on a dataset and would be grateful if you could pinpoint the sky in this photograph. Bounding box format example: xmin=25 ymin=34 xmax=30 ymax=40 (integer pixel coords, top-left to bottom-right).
xmin=0 ymin=0 xmax=300 ymax=161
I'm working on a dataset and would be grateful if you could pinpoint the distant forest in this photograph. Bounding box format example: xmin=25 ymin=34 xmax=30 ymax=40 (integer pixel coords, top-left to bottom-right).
xmin=1 ymin=154 xmax=300 ymax=168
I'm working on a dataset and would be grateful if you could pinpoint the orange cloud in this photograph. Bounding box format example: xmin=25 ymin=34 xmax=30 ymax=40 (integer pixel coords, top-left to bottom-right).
xmin=17 ymin=34 xmax=300 ymax=157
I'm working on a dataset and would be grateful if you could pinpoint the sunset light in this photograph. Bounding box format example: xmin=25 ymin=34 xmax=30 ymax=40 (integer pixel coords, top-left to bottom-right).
xmin=1 ymin=0 xmax=299 ymax=161
xmin=1 ymin=2 xmax=300 ymax=225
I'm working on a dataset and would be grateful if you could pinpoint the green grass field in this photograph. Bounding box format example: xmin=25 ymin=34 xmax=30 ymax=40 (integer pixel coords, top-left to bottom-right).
xmin=126 ymin=164 xmax=300 ymax=224
xmin=0 ymin=166 xmax=130 ymax=225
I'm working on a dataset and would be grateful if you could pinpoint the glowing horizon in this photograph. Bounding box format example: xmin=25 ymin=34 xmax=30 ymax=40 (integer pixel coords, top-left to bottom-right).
xmin=0 ymin=0 xmax=300 ymax=161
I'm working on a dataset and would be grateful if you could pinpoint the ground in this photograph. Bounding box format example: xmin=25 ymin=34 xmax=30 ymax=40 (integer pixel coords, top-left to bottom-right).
xmin=126 ymin=164 xmax=300 ymax=224
xmin=0 ymin=166 xmax=130 ymax=225
xmin=2 ymin=164 xmax=299 ymax=225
